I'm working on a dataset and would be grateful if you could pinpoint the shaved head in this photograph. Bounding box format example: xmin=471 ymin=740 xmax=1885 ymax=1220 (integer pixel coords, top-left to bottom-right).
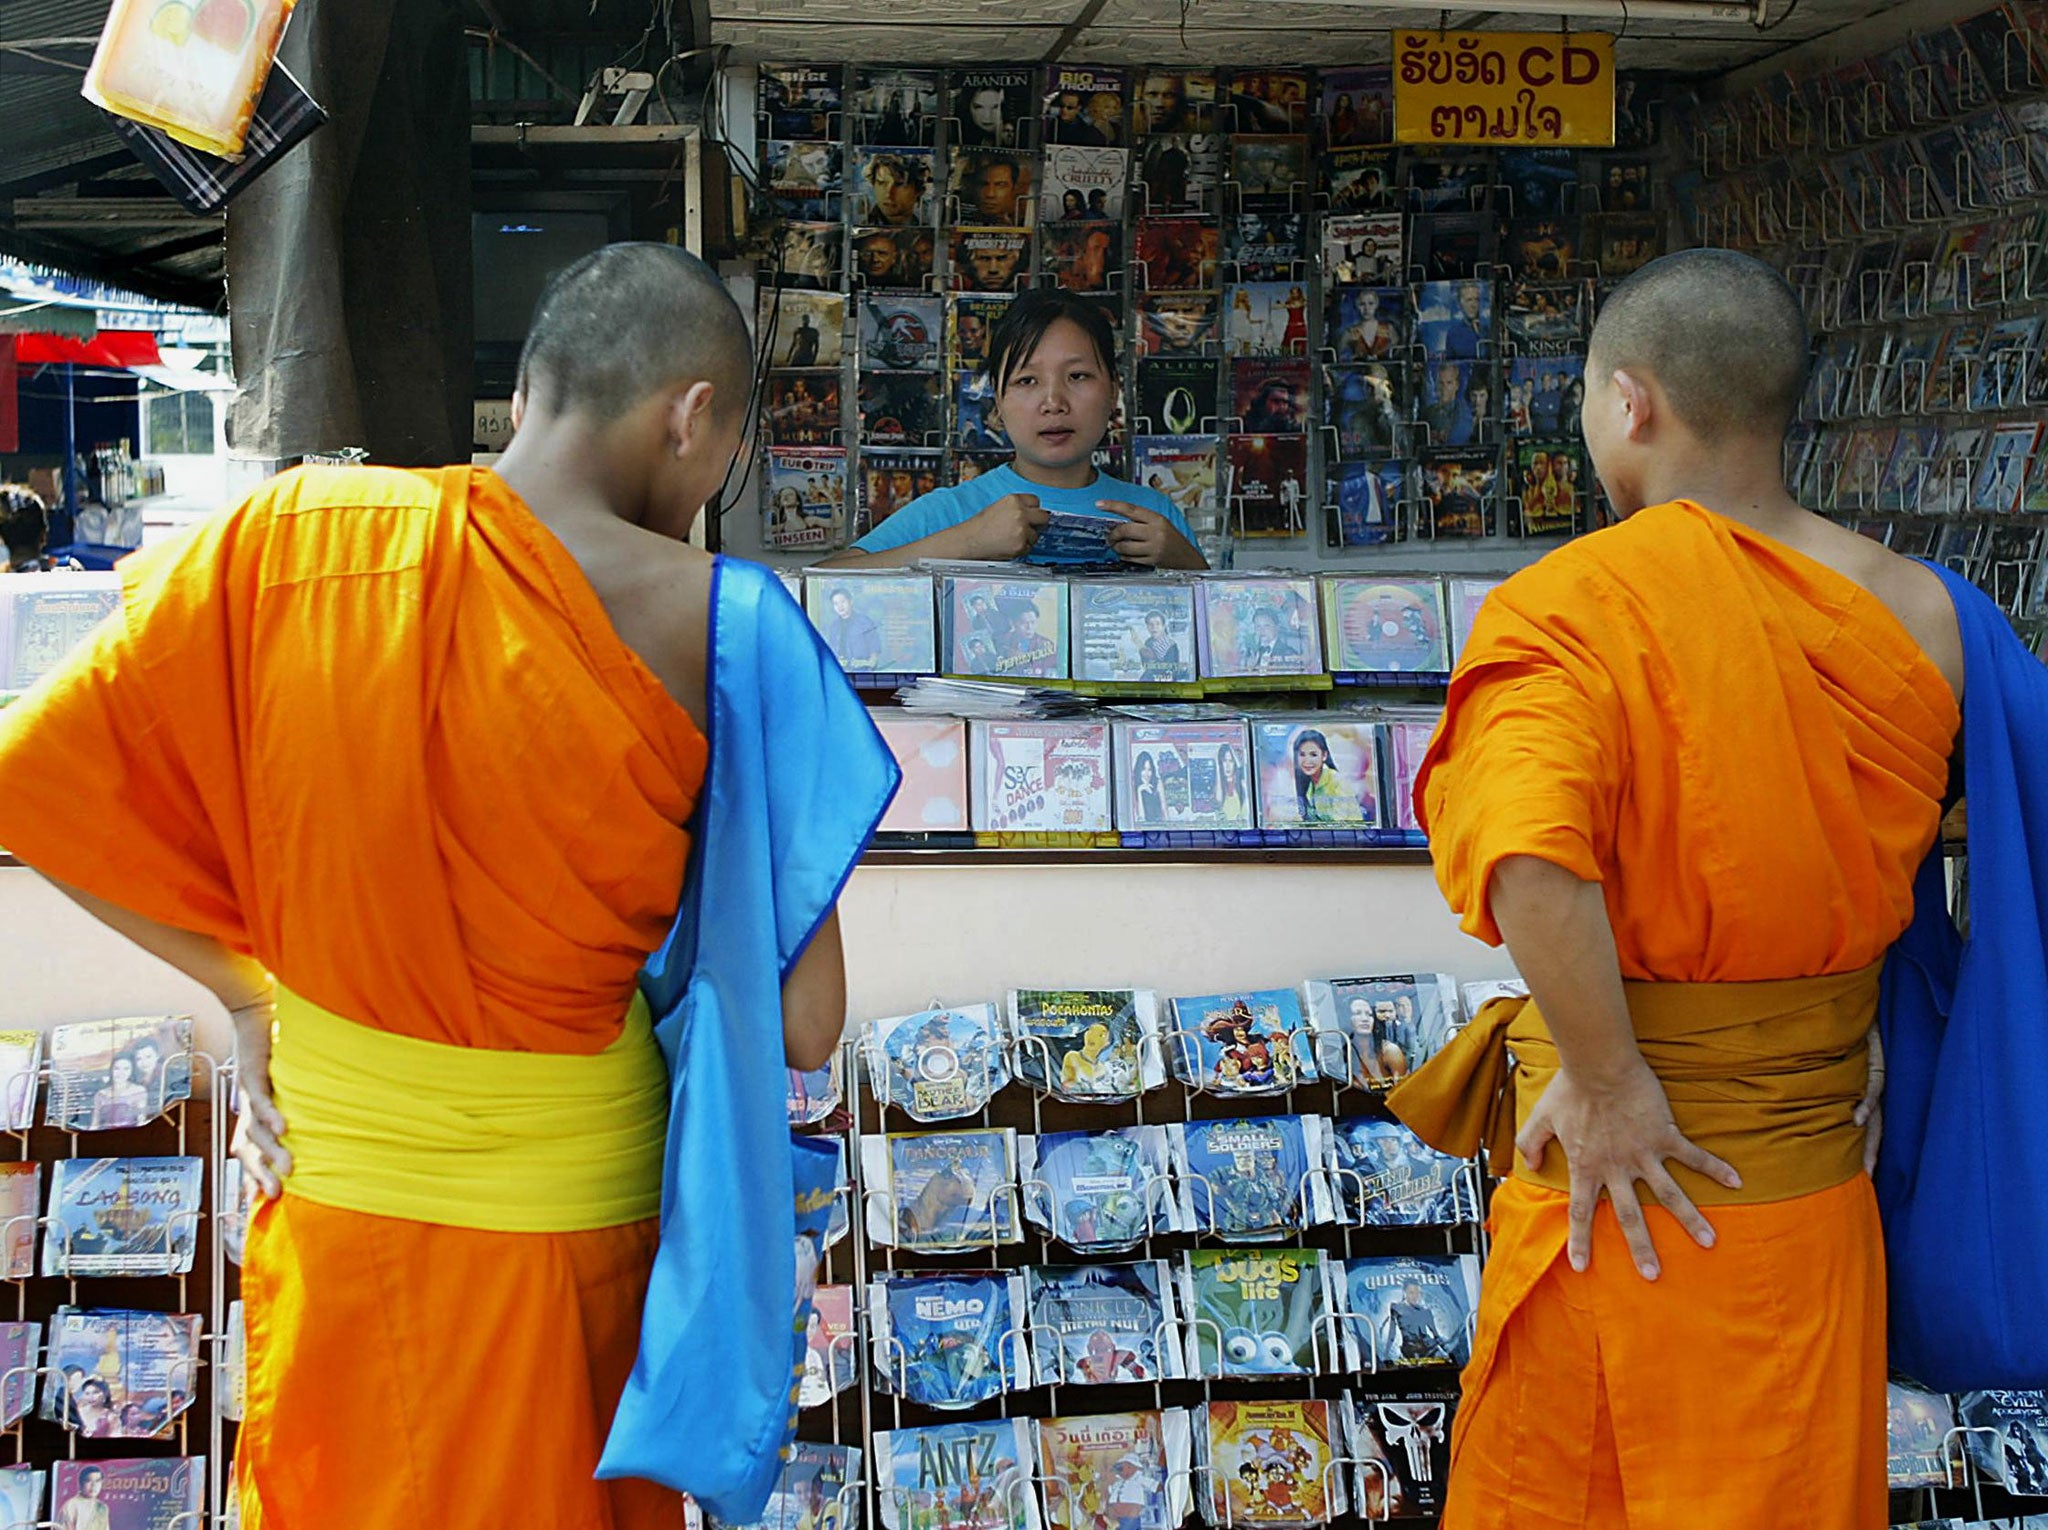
xmin=1588 ymin=248 xmax=1809 ymax=441
xmin=517 ymin=242 xmax=753 ymax=423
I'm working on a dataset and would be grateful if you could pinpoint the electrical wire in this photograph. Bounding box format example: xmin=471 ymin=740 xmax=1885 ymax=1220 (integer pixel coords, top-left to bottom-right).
xmin=1755 ymin=0 xmax=1802 ymax=32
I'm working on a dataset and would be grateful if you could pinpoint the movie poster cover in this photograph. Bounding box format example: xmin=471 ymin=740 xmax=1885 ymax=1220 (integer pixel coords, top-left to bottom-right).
xmin=1305 ymin=973 xmax=1459 ymax=1088
xmin=942 ymin=576 xmax=1068 ymax=680
xmin=1134 ymin=135 xmax=1219 ymax=216
xmin=1252 ymin=720 xmax=1380 ymax=829
xmin=1183 ymin=1249 xmax=1330 ymax=1378
xmin=1328 ymin=287 xmax=1406 ymax=362
xmin=1114 ymin=719 xmax=1251 ymax=832
xmin=1325 ymin=365 xmax=1404 ymax=459
xmin=765 ymin=371 xmax=841 ymax=447
xmin=0 ymin=1323 xmax=31 ymax=1427
xmin=874 ymin=1419 xmax=1041 ymax=1530
xmin=948 ymin=294 xmax=1011 ymax=369
xmin=765 ymin=139 xmax=843 ymax=220
xmin=1136 ymin=220 xmax=1221 ymax=292
xmin=1037 ymin=1410 xmax=1193 ymax=1530
xmin=1321 ymin=577 xmax=1449 ymax=675
xmin=1959 ymin=1390 xmax=2048 ymax=1494
xmin=1135 ymin=70 xmax=1218 ymax=135
xmin=1046 ymin=67 xmax=1128 ymax=146
xmin=973 ymin=722 xmax=1114 ymax=834
xmin=1230 ymin=137 xmax=1308 ymax=202
xmin=951 ymin=68 xmax=1035 ymax=150
xmin=1044 ymin=145 xmax=1128 ymax=222
xmin=1445 ymin=576 xmax=1499 ymax=659
xmin=1044 ymin=223 xmax=1123 ymax=295
xmin=1198 ymin=1399 xmax=1341 ymax=1527
xmin=1165 ymin=988 xmax=1315 ymax=1093
xmin=1008 ymin=988 xmax=1166 ymax=1100
xmin=1135 ymin=359 xmax=1218 ymax=436
xmin=1341 ymin=1389 xmax=1458 ymax=1519
xmin=863 ymin=1004 xmax=1011 ymax=1121
xmin=1592 ymin=212 xmax=1664 ymax=277
xmin=953 ymin=370 xmax=1008 ymax=451
xmin=858 ymin=372 xmax=945 ymax=448
xmin=860 ymin=1128 xmax=1020 ymax=1253
xmin=1 ymin=576 xmax=120 ymax=695
xmin=0 ymin=1163 xmax=34 ymax=1281
xmin=753 ymin=1443 xmax=864 ymax=1530
xmin=0 ymin=1463 xmax=37 ymax=1527
xmin=1341 ymin=1255 xmax=1481 ymax=1371
xmin=1419 ymin=450 xmax=1498 ymax=539
xmin=1173 ymin=1118 xmax=1333 ymax=1240
xmin=1887 ymin=1381 xmax=1960 ymax=1489
xmin=1229 ymin=212 xmax=1304 ymax=283
xmin=1326 ymin=147 xmax=1398 ymax=212
xmin=1504 ymin=216 xmax=1577 ymax=281
xmin=1220 ymin=286 xmax=1302 ymax=360
xmin=48 ymin=1457 xmax=202 ymax=1530
xmin=788 ymin=1055 xmax=843 ymax=1128
xmin=1513 ymin=443 xmax=1584 ymax=538
xmin=1320 ymin=66 xmax=1392 ymax=146
xmin=806 ymin=571 xmax=935 ymax=676
xmin=852 ymin=67 xmax=940 ymax=146
xmin=46 ymin=1018 xmax=191 ymax=1133
xmin=801 ymin=1285 xmax=859 ymax=1409
xmin=764 ymin=448 xmax=849 ymax=553
xmin=1498 ymin=147 xmax=1575 ymax=217
xmin=1232 ymin=359 xmax=1310 ymax=433
xmin=1405 ymin=151 xmax=1490 ymax=211
xmin=1072 ymin=580 xmax=1198 ymax=688
xmin=41 ymin=1308 xmax=202 ymax=1438
xmin=953 ymin=150 xmax=1037 ymax=228
xmin=761 ymin=63 xmax=841 ymax=139
xmin=44 ymin=1158 xmax=202 ymax=1278
xmin=772 ymin=221 xmax=845 ymax=291
xmin=875 ymin=714 xmax=969 ymax=835
xmin=1503 ymin=279 xmax=1587 ymax=355
xmin=859 ymin=448 xmax=944 ymax=538
xmin=870 ymin=1270 xmax=1027 ymax=1408
xmin=1021 ymin=1126 xmax=1192 ymax=1251
xmin=1332 ymin=461 xmax=1406 ymax=549
xmin=1416 ymin=279 xmax=1492 ymax=362
xmin=1377 ymin=712 xmax=1435 ymax=834
xmin=1131 ymin=437 xmax=1221 ymax=525
xmin=859 ymin=294 xmax=943 ymax=371
xmin=1229 ymin=69 xmax=1310 ymax=134
xmin=952 ymin=228 xmax=1033 ymax=293
xmin=852 ymin=227 xmax=936 ymax=292
xmin=1321 ymin=213 xmax=1403 ymax=287
xmin=1327 ymin=1117 xmax=1468 ymax=1227
xmin=1195 ymin=576 xmax=1319 ymax=679
xmin=761 ymin=290 xmax=846 ymax=371
xmin=1505 ymin=354 xmax=1584 ymax=438
xmin=1226 ymin=435 xmax=1310 ymax=539
xmin=1135 ymin=294 xmax=1219 ymax=358
xmin=1027 ymin=1261 xmax=1185 ymax=1387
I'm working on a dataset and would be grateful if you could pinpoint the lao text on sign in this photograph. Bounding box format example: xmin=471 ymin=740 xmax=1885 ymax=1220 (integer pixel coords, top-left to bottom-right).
xmin=1393 ymin=30 xmax=1616 ymax=147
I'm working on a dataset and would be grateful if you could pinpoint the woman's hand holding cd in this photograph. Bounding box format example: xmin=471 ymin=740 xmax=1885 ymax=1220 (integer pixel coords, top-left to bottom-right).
xmin=968 ymin=493 xmax=1049 ymax=559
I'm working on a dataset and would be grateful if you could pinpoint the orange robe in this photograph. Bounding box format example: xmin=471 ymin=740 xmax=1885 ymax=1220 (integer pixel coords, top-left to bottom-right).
xmin=0 ymin=465 xmax=708 ymax=1528
xmin=1415 ymin=500 xmax=1956 ymax=1530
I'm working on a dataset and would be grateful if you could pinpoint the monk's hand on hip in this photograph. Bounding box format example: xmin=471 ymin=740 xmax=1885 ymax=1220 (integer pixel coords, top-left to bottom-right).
xmin=228 ymin=993 xmax=293 ymax=1201
xmin=1516 ymin=1057 xmax=1741 ymax=1281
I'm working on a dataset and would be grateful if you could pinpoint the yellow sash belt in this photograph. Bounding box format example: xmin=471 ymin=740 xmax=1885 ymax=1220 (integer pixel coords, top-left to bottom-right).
xmin=1386 ymin=963 xmax=1881 ymax=1206
xmin=266 ymin=983 xmax=667 ymax=1233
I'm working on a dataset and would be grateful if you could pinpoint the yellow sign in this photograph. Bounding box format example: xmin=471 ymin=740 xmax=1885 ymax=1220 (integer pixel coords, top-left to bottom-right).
xmin=1393 ymin=30 xmax=1617 ymax=147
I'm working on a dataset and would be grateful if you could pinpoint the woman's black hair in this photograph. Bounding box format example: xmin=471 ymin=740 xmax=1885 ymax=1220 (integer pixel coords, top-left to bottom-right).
xmin=983 ymin=288 xmax=1119 ymax=393
xmin=1292 ymin=728 xmax=1333 ymax=817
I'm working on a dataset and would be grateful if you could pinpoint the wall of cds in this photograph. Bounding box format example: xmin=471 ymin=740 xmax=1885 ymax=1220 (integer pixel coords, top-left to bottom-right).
xmin=770 ymin=970 xmax=1517 ymax=1530
xmin=738 ymin=61 xmax=1669 ymax=574
xmin=0 ymin=1016 xmax=237 ymax=1530
xmin=1675 ymin=2 xmax=2048 ymax=638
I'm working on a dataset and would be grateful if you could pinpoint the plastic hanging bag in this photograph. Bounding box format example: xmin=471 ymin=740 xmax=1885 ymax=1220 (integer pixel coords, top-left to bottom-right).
xmin=83 ymin=0 xmax=295 ymax=159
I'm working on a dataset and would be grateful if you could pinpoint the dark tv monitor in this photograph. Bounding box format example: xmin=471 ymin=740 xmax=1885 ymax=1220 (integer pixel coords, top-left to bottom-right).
xmin=472 ymin=210 xmax=613 ymax=345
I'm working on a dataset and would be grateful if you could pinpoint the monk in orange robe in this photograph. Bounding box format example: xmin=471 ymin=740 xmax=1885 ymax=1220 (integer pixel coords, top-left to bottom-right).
xmin=0 ymin=246 xmax=850 ymax=1526
xmin=1391 ymin=249 xmax=1964 ymax=1529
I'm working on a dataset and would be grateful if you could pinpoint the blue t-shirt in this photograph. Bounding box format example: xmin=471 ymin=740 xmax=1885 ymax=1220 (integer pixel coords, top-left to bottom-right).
xmin=852 ymin=463 xmax=1196 ymax=567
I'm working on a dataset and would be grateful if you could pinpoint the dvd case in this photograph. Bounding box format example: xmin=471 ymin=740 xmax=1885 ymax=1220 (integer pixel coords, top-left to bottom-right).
xmin=1193 ymin=576 xmax=1322 ymax=683
xmin=860 ymin=1129 xmax=1021 ymax=1253
xmin=1320 ymin=576 xmax=1450 ymax=675
xmin=1339 ymin=1254 xmax=1481 ymax=1371
xmin=753 ymin=1443 xmax=864 ymax=1530
xmin=869 ymin=1269 xmax=1028 ymax=1409
xmin=788 ymin=1054 xmax=844 ymax=1128
xmin=763 ymin=448 xmax=850 ymax=552
xmin=1020 ymin=1126 xmax=1193 ymax=1251
xmin=1182 ymin=1249 xmax=1332 ymax=1379
xmin=41 ymin=1308 xmax=202 ymax=1438
xmin=874 ymin=1419 xmax=1041 ymax=1530
xmin=1196 ymin=1398 xmax=1343 ymax=1527
xmin=0 ymin=573 xmax=121 ymax=696
xmin=1304 ymin=973 xmax=1461 ymax=1089
xmin=1327 ymin=1116 xmax=1471 ymax=1227
xmin=1008 ymin=988 xmax=1166 ymax=1100
xmin=44 ymin=1157 xmax=202 ymax=1278
xmin=1171 ymin=1117 xmax=1334 ymax=1240
xmin=1045 ymin=67 xmax=1128 ymax=148
xmin=941 ymin=574 xmax=1070 ymax=681
xmin=802 ymin=1284 xmax=860 ymax=1409
xmin=1071 ymin=579 xmax=1199 ymax=688
xmin=1113 ymin=718 xmax=1253 ymax=832
xmin=1027 ymin=1261 xmax=1185 ymax=1387
xmin=1251 ymin=719 xmax=1381 ymax=830
xmin=1166 ymin=988 xmax=1317 ymax=1094
xmin=48 ymin=1457 xmax=201 ymax=1530
xmin=873 ymin=714 xmax=970 ymax=834
xmin=1037 ymin=1410 xmax=1193 ymax=1530
xmin=862 ymin=1004 xmax=1012 ymax=1121
xmin=45 ymin=1017 xmax=192 ymax=1133
xmin=1886 ymin=1380 xmax=1960 ymax=1490
xmin=1340 ymin=1388 xmax=1458 ymax=1519
xmin=804 ymin=571 xmax=937 ymax=677
xmin=971 ymin=721 xmax=1114 ymax=835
